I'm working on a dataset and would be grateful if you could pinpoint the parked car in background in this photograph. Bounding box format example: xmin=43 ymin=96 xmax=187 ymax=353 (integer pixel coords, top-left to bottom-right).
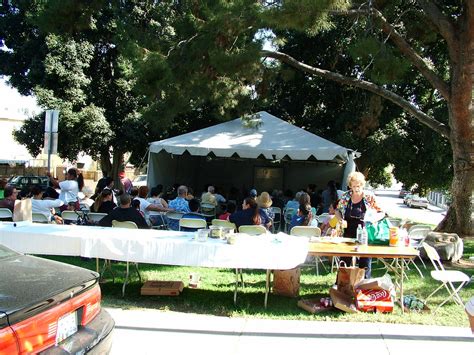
xmin=133 ymin=174 xmax=147 ymax=188
xmin=398 ymin=186 xmax=410 ymax=198
xmin=403 ymin=193 xmax=414 ymax=205
xmin=0 ymin=244 xmax=114 ymax=354
xmin=7 ymin=175 xmax=50 ymax=192
xmin=407 ymin=194 xmax=429 ymax=209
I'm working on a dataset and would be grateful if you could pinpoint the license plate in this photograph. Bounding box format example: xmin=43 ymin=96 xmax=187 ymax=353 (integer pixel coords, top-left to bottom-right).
xmin=56 ymin=311 xmax=78 ymax=344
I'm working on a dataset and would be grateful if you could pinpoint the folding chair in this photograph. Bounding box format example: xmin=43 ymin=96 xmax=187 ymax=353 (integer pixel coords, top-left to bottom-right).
xmin=179 ymin=218 xmax=207 ymax=231
xmin=238 ymin=225 xmax=267 ymax=235
xmin=407 ymin=227 xmax=431 ymax=276
xmin=283 ymin=208 xmax=296 ymax=233
xmin=61 ymin=210 xmax=81 ymax=224
xmin=88 ymin=212 xmax=108 ymax=224
xmin=290 ymin=226 xmax=327 ymax=275
xmin=32 ymin=212 xmax=50 ymax=223
xmin=422 ymin=242 xmax=470 ymax=310
xmin=0 ymin=208 xmax=13 ymax=219
xmin=111 ymin=220 xmax=142 ymax=297
xmin=211 ymin=219 xmax=236 ymax=231
xmin=271 ymin=207 xmax=282 ymax=233
xmin=200 ymin=203 xmax=216 ymax=220
xmin=386 ymin=218 xmax=402 ymax=227
xmin=165 ymin=211 xmax=184 ymax=230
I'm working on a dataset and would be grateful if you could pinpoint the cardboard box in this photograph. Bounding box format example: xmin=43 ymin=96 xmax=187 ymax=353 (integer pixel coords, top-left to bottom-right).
xmin=355 ymin=289 xmax=394 ymax=313
xmin=141 ymin=281 xmax=184 ymax=296
xmin=329 ymin=287 xmax=358 ymax=313
xmin=297 ymin=295 xmax=334 ymax=314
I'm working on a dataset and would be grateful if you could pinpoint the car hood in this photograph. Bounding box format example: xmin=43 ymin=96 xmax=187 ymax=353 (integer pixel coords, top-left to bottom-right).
xmin=0 ymin=254 xmax=97 ymax=322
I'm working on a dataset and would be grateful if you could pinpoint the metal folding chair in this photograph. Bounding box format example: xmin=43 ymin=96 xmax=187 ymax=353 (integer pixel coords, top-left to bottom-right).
xmin=238 ymin=225 xmax=267 ymax=235
xmin=32 ymin=212 xmax=50 ymax=223
xmin=283 ymin=207 xmax=296 ymax=233
xmin=422 ymin=242 xmax=470 ymax=311
xmin=290 ymin=226 xmax=327 ymax=275
xmin=211 ymin=219 xmax=236 ymax=231
xmin=271 ymin=207 xmax=282 ymax=233
xmin=179 ymin=218 xmax=207 ymax=231
xmin=0 ymin=208 xmax=13 ymax=219
xmin=111 ymin=220 xmax=142 ymax=297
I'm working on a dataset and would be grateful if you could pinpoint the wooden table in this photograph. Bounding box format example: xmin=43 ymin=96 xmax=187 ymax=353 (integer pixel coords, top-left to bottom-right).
xmin=308 ymin=241 xmax=419 ymax=313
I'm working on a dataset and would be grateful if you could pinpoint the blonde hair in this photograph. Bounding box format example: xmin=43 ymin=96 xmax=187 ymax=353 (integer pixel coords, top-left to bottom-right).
xmin=347 ymin=172 xmax=366 ymax=188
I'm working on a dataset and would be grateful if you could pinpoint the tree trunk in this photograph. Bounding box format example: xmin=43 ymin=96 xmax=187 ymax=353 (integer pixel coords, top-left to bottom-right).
xmin=111 ymin=151 xmax=124 ymax=192
xmin=436 ymin=10 xmax=474 ymax=236
xmin=99 ymin=150 xmax=112 ymax=177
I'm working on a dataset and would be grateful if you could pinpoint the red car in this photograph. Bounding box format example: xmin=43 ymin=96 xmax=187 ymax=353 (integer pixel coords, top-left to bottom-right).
xmin=0 ymin=244 xmax=114 ymax=354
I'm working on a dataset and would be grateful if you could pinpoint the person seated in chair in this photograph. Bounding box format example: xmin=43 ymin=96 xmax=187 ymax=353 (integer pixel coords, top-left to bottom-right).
xmin=99 ymin=193 xmax=149 ymax=229
xmin=229 ymin=197 xmax=270 ymax=230
xmin=0 ymin=185 xmax=18 ymax=213
xmin=289 ymin=203 xmax=318 ymax=231
xmin=181 ymin=198 xmax=206 ymax=232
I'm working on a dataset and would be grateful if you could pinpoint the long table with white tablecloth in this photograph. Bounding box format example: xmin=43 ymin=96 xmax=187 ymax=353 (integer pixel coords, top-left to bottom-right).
xmin=0 ymin=222 xmax=308 ymax=270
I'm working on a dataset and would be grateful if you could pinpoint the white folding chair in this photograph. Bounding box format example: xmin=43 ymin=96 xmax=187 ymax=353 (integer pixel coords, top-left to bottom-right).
xmin=407 ymin=227 xmax=432 ymax=275
xmin=386 ymin=218 xmax=402 ymax=227
xmin=270 ymin=207 xmax=282 ymax=233
xmin=290 ymin=226 xmax=327 ymax=275
xmin=112 ymin=220 xmax=141 ymax=297
xmin=32 ymin=212 xmax=49 ymax=223
xmin=422 ymin=242 xmax=470 ymax=310
xmin=238 ymin=225 xmax=267 ymax=235
xmin=179 ymin=218 xmax=207 ymax=231
xmin=0 ymin=208 xmax=13 ymax=219
xmin=61 ymin=210 xmax=81 ymax=223
xmin=211 ymin=219 xmax=236 ymax=231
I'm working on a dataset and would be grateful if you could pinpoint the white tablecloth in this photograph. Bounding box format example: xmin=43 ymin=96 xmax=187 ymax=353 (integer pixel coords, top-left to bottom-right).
xmin=0 ymin=222 xmax=308 ymax=270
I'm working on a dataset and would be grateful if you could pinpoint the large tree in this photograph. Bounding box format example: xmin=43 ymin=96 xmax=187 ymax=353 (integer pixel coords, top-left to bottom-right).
xmin=126 ymin=0 xmax=472 ymax=235
xmin=0 ymin=1 xmax=160 ymax=181
xmin=258 ymin=1 xmax=473 ymax=235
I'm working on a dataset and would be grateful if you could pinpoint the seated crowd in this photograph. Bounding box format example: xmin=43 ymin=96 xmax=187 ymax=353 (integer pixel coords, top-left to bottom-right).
xmin=0 ymin=170 xmax=342 ymax=235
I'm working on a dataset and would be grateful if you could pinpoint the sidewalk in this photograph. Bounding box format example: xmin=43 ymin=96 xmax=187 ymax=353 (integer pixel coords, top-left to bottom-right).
xmin=106 ymin=307 xmax=473 ymax=355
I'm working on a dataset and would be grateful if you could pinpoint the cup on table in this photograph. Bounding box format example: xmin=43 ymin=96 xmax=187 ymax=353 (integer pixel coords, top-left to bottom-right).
xmin=197 ymin=229 xmax=209 ymax=242
xmin=189 ymin=273 xmax=200 ymax=288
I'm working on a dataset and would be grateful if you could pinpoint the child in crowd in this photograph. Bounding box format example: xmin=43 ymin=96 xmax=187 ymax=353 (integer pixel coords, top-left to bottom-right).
xmin=218 ymin=201 xmax=236 ymax=220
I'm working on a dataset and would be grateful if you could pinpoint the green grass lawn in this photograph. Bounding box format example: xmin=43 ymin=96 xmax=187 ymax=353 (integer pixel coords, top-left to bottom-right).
xmin=42 ymin=239 xmax=474 ymax=328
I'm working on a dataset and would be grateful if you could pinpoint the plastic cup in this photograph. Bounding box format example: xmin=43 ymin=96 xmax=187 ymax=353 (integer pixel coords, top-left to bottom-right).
xmin=197 ymin=229 xmax=209 ymax=242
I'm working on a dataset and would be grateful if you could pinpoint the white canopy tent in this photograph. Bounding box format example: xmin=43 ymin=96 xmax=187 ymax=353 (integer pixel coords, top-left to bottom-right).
xmin=148 ymin=111 xmax=358 ymax=194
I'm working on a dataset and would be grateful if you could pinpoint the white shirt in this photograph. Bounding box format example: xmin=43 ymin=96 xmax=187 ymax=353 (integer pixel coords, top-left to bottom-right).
xmin=134 ymin=197 xmax=151 ymax=221
xmin=147 ymin=197 xmax=164 ymax=217
xmin=32 ymin=198 xmax=64 ymax=220
xmin=59 ymin=180 xmax=79 ymax=204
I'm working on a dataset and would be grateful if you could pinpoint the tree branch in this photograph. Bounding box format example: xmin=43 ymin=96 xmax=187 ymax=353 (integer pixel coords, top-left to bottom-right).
xmin=370 ymin=8 xmax=451 ymax=101
xmin=333 ymin=8 xmax=451 ymax=102
xmin=262 ymin=50 xmax=450 ymax=138
xmin=416 ymin=0 xmax=456 ymax=50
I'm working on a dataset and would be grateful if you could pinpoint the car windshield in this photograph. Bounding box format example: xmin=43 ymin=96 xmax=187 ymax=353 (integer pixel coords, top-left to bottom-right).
xmin=8 ymin=176 xmax=21 ymax=184
xmin=135 ymin=175 xmax=146 ymax=182
xmin=0 ymin=244 xmax=18 ymax=259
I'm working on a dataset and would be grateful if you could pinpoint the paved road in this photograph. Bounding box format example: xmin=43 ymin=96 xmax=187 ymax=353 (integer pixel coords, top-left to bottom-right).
xmin=373 ymin=190 xmax=445 ymax=226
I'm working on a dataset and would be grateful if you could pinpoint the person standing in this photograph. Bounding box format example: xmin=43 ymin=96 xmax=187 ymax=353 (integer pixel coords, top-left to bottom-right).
xmin=335 ymin=172 xmax=382 ymax=278
xmin=47 ymin=168 xmax=80 ymax=210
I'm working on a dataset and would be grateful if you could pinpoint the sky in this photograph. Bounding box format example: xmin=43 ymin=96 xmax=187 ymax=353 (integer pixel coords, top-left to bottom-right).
xmin=0 ymin=77 xmax=41 ymax=120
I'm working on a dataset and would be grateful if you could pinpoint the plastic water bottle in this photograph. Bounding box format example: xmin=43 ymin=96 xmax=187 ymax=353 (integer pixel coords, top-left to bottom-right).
xmin=361 ymin=227 xmax=368 ymax=245
xmin=356 ymin=224 xmax=363 ymax=243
